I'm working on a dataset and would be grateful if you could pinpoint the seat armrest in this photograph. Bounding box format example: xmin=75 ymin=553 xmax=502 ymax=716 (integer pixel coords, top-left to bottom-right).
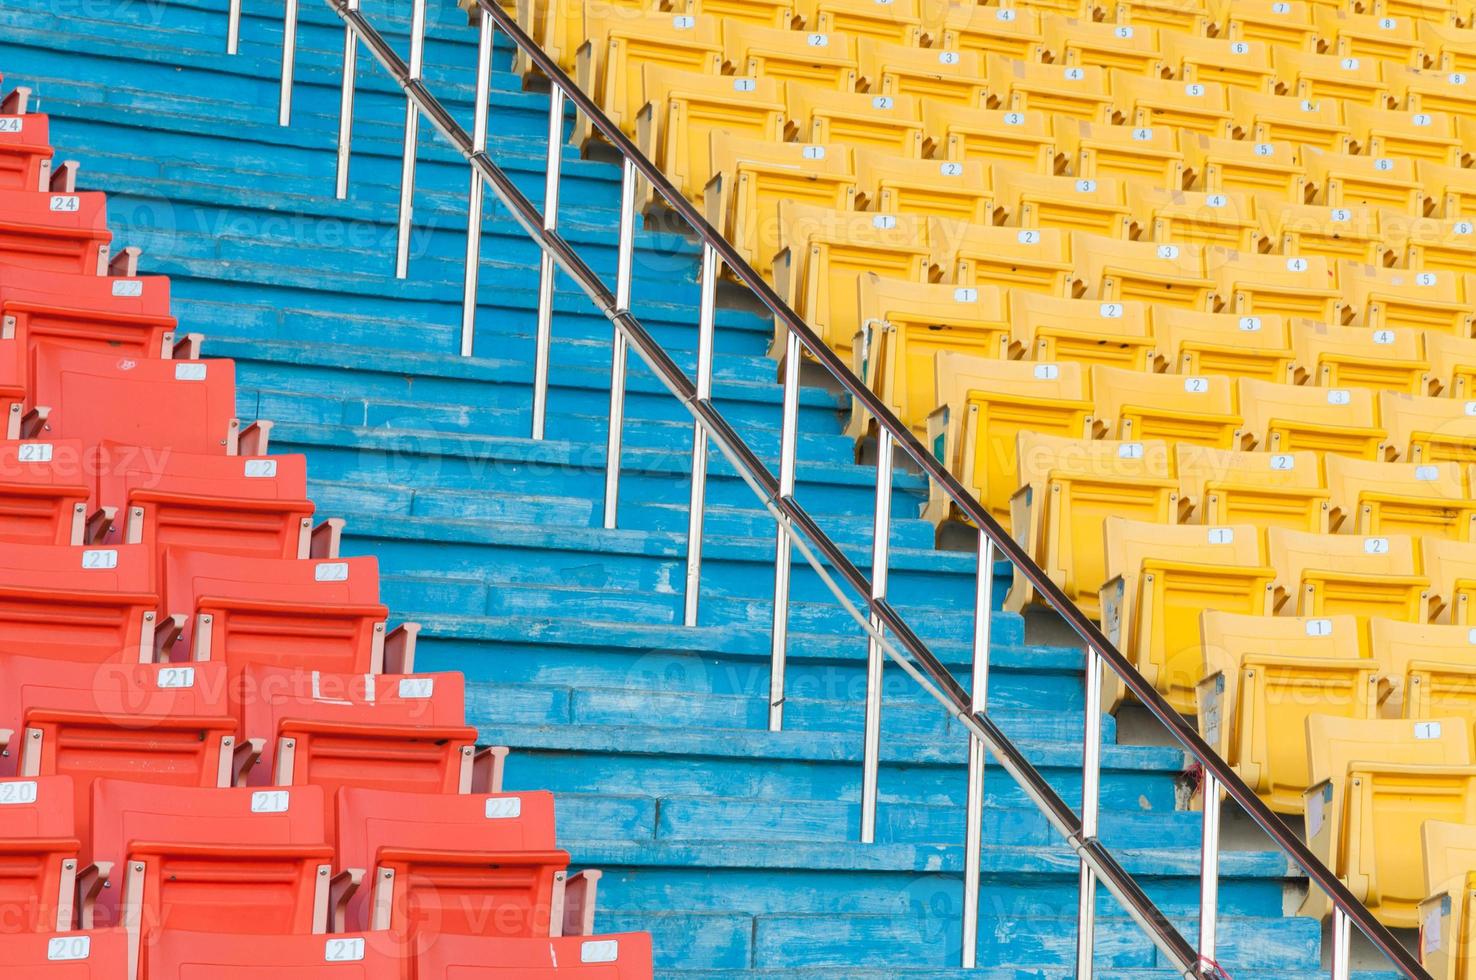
xmin=150 ymin=612 xmax=188 ymax=663
xmin=48 ymin=160 xmax=78 ymax=193
xmin=229 ymin=419 xmax=274 ymax=456
xmin=1194 ymin=671 xmax=1229 ymax=762
xmin=562 ymin=869 xmax=603 ymax=937
xmin=231 ymin=737 xmax=265 ymax=787
xmin=309 ymin=518 xmax=345 ymax=559
xmin=108 ymin=246 xmax=141 ymax=278
xmin=83 ymin=506 xmax=118 ymax=546
xmin=330 ymin=868 xmax=364 ymax=933
xmin=382 ymin=622 xmax=421 ymax=674
xmin=76 ymin=862 xmax=114 ymax=929
xmin=169 ymin=332 xmax=205 ymax=360
xmin=1 ymin=87 xmax=31 ymax=114
xmin=471 ymin=745 xmax=511 ymax=794
xmin=12 ymin=405 xmax=49 ymax=440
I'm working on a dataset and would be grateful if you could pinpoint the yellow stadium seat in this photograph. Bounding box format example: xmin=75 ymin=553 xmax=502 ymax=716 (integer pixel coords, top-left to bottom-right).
xmin=853 ymin=150 xmax=992 ymax=222
xmin=1325 ymin=456 xmax=1476 ymax=541
xmin=772 ymin=201 xmax=931 ymax=363
xmin=1006 ymin=292 xmax=1154 ymax=370
xmin=1268 ymin=527 xmax=1428 ymax=622
xmin=1380 ymin=212 xmax=1476 ymax=276
xmin=723 ymin=23 xmax=859 ymax=90
xmin=1312 ymin=8 xmax=1425 ymax=66
xmin=932 ymin=3 xmax=1045 ymax=61
xmin=992 ymin=170 xmax=1131 ymax=237
xmin=1040 ymin=15 xmax=1164 ymax=74
xmin=1127 ymin=186 xmax=1258 ymax=250
xmin=1206 ymin=248 xmax=1341 ymax=321
xmin=922 ymin=105 xmax=1057 ymax=172
xmin=1101 ymin=518 xmax=1276 ymax=713
xmin=931 ymin=219 xmax=1074 ymax=295
xmin=1338 ymin=263 xmax=1475 ymax=335
xmin=1381 ymin=392 xmax=1476 ymax=466
xmin=785 ymin=85 xmax=925 ymax=156
xmin=704 ymin=134 xmax=856 ymax=278
xmin=1213 ymin=0 xmax=1318 ymax=50
xmin=1198 ymin=610 xmax=1375 ymax=813
xmin=1150 ymin=309 xmax=1296 ymax=381
xmin=1159 ymin=33 xmax=1275 ymax=92
xmin=1271 ymin=47 xmax=1390 ymax=107
xmin=1110 ymin=72 xmax=1234 ymax=139
xmin=1237 ymin=378 xmax=1387 ymax=458
xmin=1420 ymin=159 xmax=1476 ymax=219
xmin=1092 ymin=0 xmax=1208 ymax=33
xmin=1420 ymin=20 xmax=1476 ymax=74
xmin=1369 ymin=619 xmax=1476 ymax=722
xmin=1092 ymin=365 xmax=1241 ymax=446
xmin=1228 ymin=90 xmax=1351 ymax=153
xmin=1051 ymin=119 xmax=1183 ymax=185
xmin=1182 ymin=135 xmax=1305 ymax=199
xmin=1417 ymin=820 xmax=1476 ymax=980
xmin=1007 ymin=433 xmax=1177 ymax=617
xmin=857 ymin=40 xmax=987 ymax=106
xmin=1425 ymin=333 xmax=1476 ymax=398
xmin=985 ymin=55 xmax=1115 ymax=122
xmin=793 ymin=0 xmax=923 ymax=44
xmin=1387 ymin=66 xmax=1476 ymax=119
xmin=1255 ymin=199 xmax=1386 ymax=265
xmin=1290 ymin=319 xmax=1430 ymax=394
xmin=1072 ymin=234 xmax=1214 ymax=308
xmin=575 ymin=11 xmax=723 ymax=143
xmin=1303 ymin=149 xmax=1422 ymax=213
xmin=1175 ymin=445 xmax=1330 ymax=532
xmin=848 ymin=275 xmax=1009 ymax=439
xmin=1422 ymin=537 xmax=1476 ymax=624
xmin=1301 ymin=715 xmax=1476 ymax=927
xmin=1343 ymin=105 xmax=1461 ymax=166
xmin=637 ymin=68 xmax=785 ymax=207
xmin=688 ymin=0 xmax=792 ymax=28
xmin=922 ymin=353 xmax=1094 ymax=526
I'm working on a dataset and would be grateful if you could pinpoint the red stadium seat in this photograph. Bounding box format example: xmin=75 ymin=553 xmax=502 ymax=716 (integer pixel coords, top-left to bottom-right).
xmin=0 ymin=930 xmax=129 ymax=977
xmin=0 ymin=655 xmax=239 ymax=845
xmin=417 ymin=933 xmax=655 ymax=980
xmin=242 ymin=664 xmax=484 ymax=830
xmin=0 ymin=544 xmax=170 ymax=664
xmin=0 ymin=775 xmax=81 ymax=933
xmin=81 ymin=780 xmax=346 ymax=947
xmin=335 ymin=787 xmax=575 ymax=939
xmin=93 ymin=442 xmax=319 ymax=588
xmin=0 ymin=439 xmax=90 ymax=545
xmin=163 ymin=550 xmax=409 ymax=688
xmin=19 ymin=346 xmax=257 ymax=454
xmin=0 ymin=265 xmax=180 ymax=361
xmin=0 ymin=110 xmax=52 ymax=191
xmin=147 ymin=929 xmax=401 ymax=980
xmin=0 ymin=189 xmax=112 ymax=276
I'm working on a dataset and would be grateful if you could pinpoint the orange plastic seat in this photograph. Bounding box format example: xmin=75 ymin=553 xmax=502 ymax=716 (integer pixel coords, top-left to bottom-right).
xmin=23 ymin=346 xmax=252 ymax=454
xmin=335 ymin=787 xmax=574 ymax=938
xmin=0 ymin=656 xmax=237 ymax=849
xmin=164 ymin=551 xmax=401 ymax=695
xmin=0 ymin=544 xmax=163 ymax=664
xmin=148 ymin=929 xmax=401 ymax=980
xmin=0 ymin=266 xmax=178 ymax=361
xmin=0 ymin=189 xmax=111 ymax=276
xmin=0 ymin=931 xmax=128 ymax=976
xmin=417 ymin=933 xmax=655 ymax=980
xmin=0 ymin=110 xmax=51 ymax=192
xmin=0 ymin=439 xmax=89 ymax=545
xmin=0 ymin=775 xmax=80 ymax=933
xmin=243 ymin=664 xmax=481 ymax=830
xmin=82 ymin=780 xmax=339 ymax=952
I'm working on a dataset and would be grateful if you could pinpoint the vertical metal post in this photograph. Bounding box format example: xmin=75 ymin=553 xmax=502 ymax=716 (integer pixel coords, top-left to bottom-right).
xmin=1199 ymin=771 xmax=1221 ymax=972
xmin=227 ymin=0 xmax=242 ymax=54
xmin=769 ymin=330 xmax=801 ymax=732
xmin=531 ymin=85 xmax=567 ymax=440
xmin=683 ymin=242 xmax=719 ymax=627
xmin=961 ymin=533 xmax=996 ymax=968
xmin=1330 ymin=907 xmax=1352 ymax=980
xmin=1077 ymin=646 xmax=1104 ymax=979
xmin=859 ymin=429 xmax=894 ymax=844
xmin=603 ymin=158 xmax=638 ymax=530
xmin=395 ymin=0 xmax=428 ymax=280
xmin=278 ymin=0 xmax=299 ymax=126
xmin=334 ymin=0 xmax=359 ymax=200
xmin=460 ymin=13 xmax=494 ymax=358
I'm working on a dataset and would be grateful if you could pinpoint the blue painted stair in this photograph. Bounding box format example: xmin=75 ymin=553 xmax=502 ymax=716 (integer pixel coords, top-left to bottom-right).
xmin=0 ymin=0 xmax=1388 ymax=973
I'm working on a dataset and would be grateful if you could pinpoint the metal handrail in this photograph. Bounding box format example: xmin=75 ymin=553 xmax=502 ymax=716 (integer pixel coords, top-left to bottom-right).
xmin=249 ymin=1 xmax=1433 ymax=975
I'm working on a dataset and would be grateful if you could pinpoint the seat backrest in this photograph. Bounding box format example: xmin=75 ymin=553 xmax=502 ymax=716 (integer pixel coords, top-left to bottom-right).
xmin=0 ymin=110 xmax=51 ymax=192
xmin=1289 ymin=318 xmax=1426 ymax=390
xmin=1235 ymin=378 xmax=1381 ymax=449
xmin=30 ymin=346 xmax=237 ymax=456
xmin=1150 ymin=309 xmax=1294 ymax=379
xmin=930 ymin=219 xmax=1071 ymax=293
xmin=416 ymin=933 xmax=655 ymax=980
xmin=1069 ymin=232 xmax=1210 ymax=304
xmin=0 ymin=543 xmax=156 ymax=664
xmin=1104 ymin=518 xmax=1264 ymax=582
xmin=1016 ymin=432 xmax=1172 ymax=486
xmin=934 ymin=352 xmax=1086 ymax=412
xmin=1307 ymin=715 xmax=1471 ymax=789
xmin=1091 ymin=364 xmax=1236 ymax=426
xmin=1423 ymin=819 xmax=1476 ymax=894
xmin=1200 ymin=610 xmax=1363 ymax=682
xmin=1268 ymin=527 xmax=1420 ymax=583
xmin=1009 ymin=293 xmax=1150 ymax=349
xmin=785 ymin=85 xmax=924 ymax=156
xmin=722 ymin=22 xmax=859 ymax=89
xmin=0 ymin=931 xmax=129 ymax=977
xmin=0 ymin=775 xmax=79 ymax=934
xmin=0 ymin=267 xmax=175 ymax=360
xmin=1175 ymin=445 xmax=1323 ymax=496
xmin=1325 ymin=456 xmax=1465 ymax=514
xmin=852 ymin=150 xmax=991 ymax=221
xmin=1370 ymin=618 xmax=1476 ymax=716
xmin=148 ymin=929 xmax=402 ymax=980
xmin=0 ymin=190 xmax=110 ymax=275
xmin=0 ymin=438 xmax=90 ymax=546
